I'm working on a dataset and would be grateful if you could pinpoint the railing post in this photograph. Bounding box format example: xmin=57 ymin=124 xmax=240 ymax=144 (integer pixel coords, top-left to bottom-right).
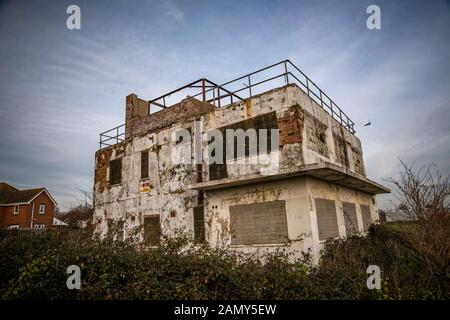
xmin=306 ymin=78 xmax=310 ymax=96
xmin=284 ymin=61 xmax=289 ymax=85
xmin=217 ymin=87 xmax=221 ymax=108
xmin=202 ymin=79 xmax=206 ymax=102
xmin=116 ymin=127 xmax=119 ymax=144
xmin=320 ymin=91 xmax=323 ymax=108
xmin=248 ymin=75 xmax=252 ymax=97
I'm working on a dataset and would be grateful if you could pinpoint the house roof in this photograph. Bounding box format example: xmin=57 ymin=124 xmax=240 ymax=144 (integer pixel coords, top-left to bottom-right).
xmin=0 ymin=182 xmax=57 ymax=206
xmin=63 ymin=208 xmax=93 ymax=222
xmin=0 ymin=182 xmax=18 ymax=203
xmin=53 ymin=217 xmax=68 ymax=226
xmin=0 ymin=182 xmax=18 ymax=191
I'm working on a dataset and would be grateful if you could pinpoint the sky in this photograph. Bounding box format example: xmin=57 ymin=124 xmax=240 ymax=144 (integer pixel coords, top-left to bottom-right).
xmin=0 ymin=0 xmax=449 ymax=211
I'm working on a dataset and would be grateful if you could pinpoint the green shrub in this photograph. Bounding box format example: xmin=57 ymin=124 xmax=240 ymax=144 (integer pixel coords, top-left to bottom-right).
xmin=0 ymin=224 xmax=447 ymax=300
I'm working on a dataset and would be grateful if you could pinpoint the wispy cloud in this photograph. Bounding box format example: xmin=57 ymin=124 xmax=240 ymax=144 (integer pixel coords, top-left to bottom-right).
xmin=162 ymin=0 xmax=184 ymax=22
xmin=0 ymin=0 xmax=449 ymax=210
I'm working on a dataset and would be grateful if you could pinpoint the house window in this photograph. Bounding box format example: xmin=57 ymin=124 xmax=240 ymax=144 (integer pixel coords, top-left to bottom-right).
xmin=39 ymin=204 xmax=45 ymax=214
xmin=315 ymin=198 xmax=339 ymax=241
xmin=229 ymin=200 xmax=288 ymax=245
xmin=34 ymin=224 xmax=45 ymax=229
xmin=193 ymin=206 xmax=205 ymax=243
xmin=109 ymin=158 xmax=122 ymax=185
xmin=13 ymin=206 xmax=19 ymax=215
xmin=141 ymin=150 xmax=149 ymax=179
xmin=144 ymin=215 xmax=160 ymax=246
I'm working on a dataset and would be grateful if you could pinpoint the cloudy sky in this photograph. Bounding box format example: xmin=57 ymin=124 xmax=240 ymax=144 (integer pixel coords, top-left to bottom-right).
xmin=0 ymin=0 xmax=449 ymax=210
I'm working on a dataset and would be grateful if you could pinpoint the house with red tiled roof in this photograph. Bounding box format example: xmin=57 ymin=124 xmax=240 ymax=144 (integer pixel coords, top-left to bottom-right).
xmin=0 ymin=182 xmax=57 ymax=229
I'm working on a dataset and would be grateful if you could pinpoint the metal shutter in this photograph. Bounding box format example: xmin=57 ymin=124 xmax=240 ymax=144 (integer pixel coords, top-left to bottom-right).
xmin=144 ymin=215 xmax=160 ymax=245
xmin=342 ymin=202 xmax=358 ymax=236
xmin=230 ymin=200 xmax=288 ymax=245
xmin=315 ymin=198 xmax=339 ymax=240
xmin=360 ymin=204 xmax=372 ymax=231
xmin=193 ymin=206 xmax=205 ymax=243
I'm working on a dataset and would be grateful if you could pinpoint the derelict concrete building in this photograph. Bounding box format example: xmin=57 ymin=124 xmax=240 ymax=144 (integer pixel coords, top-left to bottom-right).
xmin=93 ymin=60 xmax=389 ymax=259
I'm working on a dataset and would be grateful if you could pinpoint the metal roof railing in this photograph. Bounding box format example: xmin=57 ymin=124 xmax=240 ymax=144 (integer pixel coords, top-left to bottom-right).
xmin=99 ymin=59 xmax=355 ymax=150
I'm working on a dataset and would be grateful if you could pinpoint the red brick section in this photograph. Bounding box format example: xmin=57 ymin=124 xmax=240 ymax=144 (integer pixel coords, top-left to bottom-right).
xmin=94 ymin=147 xmax=113 ymax=193
xmin=277 ymin=104 xmax=304 ymax=146
xmin=125 ymin=94 xmax=215 ymax=139
xmin=0 ymin=207 xmax=5 ymax=226
xmin=30 ymin=191 xmax=55 ymax=228
xmin=1 ymin=204 xmax=30 ymax=228
xmin=1 ymin=191 xmax=55 ymax=229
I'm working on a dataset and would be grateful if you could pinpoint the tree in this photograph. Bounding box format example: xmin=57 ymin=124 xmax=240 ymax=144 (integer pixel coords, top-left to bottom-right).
xmin=386 ymin=161 xmax=450 ymax=284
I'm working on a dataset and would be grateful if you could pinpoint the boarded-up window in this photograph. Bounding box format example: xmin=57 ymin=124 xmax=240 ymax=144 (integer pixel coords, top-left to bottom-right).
xmin=230 ymin=200 xmax=288 ymax=245
xmin=144 ymin=215 xmax=160 ymax=245
xmin=109 ymin=158 xmax=122 ymax=185
xmin=209 ymin=112 xmax=278 ymax=181
xmin=141 ymin=151 xmax=149 ymax=179
xmin=193 ymin=206 xmax=205 ymax=243
xmin=342 ymin=202 xmax=358 ymax=236
xmin=209 ymin=163 xmax=228 ymax=181
xmin=315 ymin=198 xmax=339 ymax=240
xmin=360 ymin=204 xmax=372 ymax=231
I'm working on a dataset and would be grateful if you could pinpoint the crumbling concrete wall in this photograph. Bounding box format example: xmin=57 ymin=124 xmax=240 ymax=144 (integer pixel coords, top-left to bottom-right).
xmin=93 ymin=83 xmax=374 ymax=259
xmin=205 ymin=175 xmax=377 ymax=261
xmin=200 ymin=84 xmax=365 ymax=185
xmin=94 ymin=96 xmax=214 ymax=240
xmin=94 ymin=125 xmax=201 ymax=240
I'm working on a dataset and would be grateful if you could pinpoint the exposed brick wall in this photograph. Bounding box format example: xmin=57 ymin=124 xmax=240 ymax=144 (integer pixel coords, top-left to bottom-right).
xmin=126 ymin=96 xmax=215 ymax=139
xmin=315 ymin=198 xmax=339 ymax=240
xmin=0 ymin=207 xmax=4 ymax=226
xmin=229 ymin=200 xmax=288 ymax=245
xmin=277 ymin=105 xmax=304 ymax=146
xmin=94 ymin=148 xmax=112 ymax=193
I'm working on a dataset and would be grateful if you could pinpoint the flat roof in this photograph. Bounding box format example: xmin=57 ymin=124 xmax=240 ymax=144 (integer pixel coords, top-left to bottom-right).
xmin=190 ymin=162 xmax=390 ymax=195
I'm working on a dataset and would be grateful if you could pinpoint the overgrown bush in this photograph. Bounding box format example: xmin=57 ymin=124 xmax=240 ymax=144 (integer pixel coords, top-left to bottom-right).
xmin=0 ymin=223 xmax=447 ymax=300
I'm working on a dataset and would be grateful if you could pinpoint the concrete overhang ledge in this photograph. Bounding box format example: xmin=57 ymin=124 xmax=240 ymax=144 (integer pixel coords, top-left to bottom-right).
xmin=189 ymin=162 xmax=390 ymax=195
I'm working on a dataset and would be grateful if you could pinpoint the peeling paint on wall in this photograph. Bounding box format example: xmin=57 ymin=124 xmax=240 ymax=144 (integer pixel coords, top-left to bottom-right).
xmin=93 ymin=84 xmax=385 ymax=261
